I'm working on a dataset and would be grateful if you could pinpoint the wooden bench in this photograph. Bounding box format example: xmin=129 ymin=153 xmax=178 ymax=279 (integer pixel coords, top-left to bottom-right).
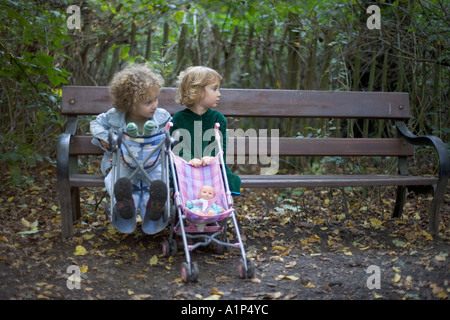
xmin=57 ymin=86 xmax=449 ymax=238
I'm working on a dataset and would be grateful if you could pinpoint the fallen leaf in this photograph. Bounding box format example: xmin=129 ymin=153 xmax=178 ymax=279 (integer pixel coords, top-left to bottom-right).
xmin=21 ymin=218 xmax=31 ymax=228
xmin=392 ymin=266 xmax=401 ymax=273
xmin=270 ymin=256 xmax=284 ymax=262
xmin=149 ymin=255 xmax=158 ymax=266
xmin=404 ymin=276 xmax=413 ymax=290
xmin=265 ymin=292 xmax=282 ymax=299
xmin=370 ymin=218 xmax=382 ymax=229
xmin=74 ymin=245 xmax=87 ymax=256
xmin=285 ymin=261 xmax=296 ymax=268
xmin=392 ymin=239 xmax=407 ymax=248
xmin=434 ymin=253 xmax=447 ymax=262
xmin=275 ymin=275 xmax=299 ymax=281
xmin=210 ymin=287 xmax=224 ymax=296
xmin=82 ymin=234 xmax=95 ymax=240
xmin=430 ymin=283 xmax=448 ymax=299
xmin=131 ymin=294 xmax=152 ymax=300
xmin=303 ymin=282 xmax=316 ymax=288
xmin=392 ymin=273 xmax=401 ymax=283
xmin=373 ymin=292 xmax=383 ymax=299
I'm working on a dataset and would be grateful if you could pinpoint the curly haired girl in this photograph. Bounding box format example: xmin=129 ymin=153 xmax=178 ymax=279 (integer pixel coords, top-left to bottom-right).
xmin=90 ymin=63 xmax=171 ymax=233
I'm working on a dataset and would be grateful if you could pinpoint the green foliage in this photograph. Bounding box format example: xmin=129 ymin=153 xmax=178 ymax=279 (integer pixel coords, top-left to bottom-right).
xmin=0 ymin=0 xmax=71 ymax=184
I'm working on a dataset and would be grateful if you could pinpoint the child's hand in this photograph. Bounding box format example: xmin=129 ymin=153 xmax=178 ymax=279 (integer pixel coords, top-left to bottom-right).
xmin=188 ymin=158 xmax=202 ymax=168
xmin=201 ymin=156 xmax=214 ymax=166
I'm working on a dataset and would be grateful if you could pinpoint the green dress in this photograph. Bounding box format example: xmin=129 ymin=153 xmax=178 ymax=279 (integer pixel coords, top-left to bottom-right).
xmin=170 ymin=108 xmax=241 ymax=195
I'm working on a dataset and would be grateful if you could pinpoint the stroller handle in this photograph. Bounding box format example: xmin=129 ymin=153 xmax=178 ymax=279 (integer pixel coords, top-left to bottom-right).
xmin=214 ymin=123 xmax=221 ymax=144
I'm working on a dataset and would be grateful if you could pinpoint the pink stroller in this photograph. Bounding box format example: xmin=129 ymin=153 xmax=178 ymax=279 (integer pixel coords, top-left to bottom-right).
xmin=163 ymin=123 xmax=254 ymax=282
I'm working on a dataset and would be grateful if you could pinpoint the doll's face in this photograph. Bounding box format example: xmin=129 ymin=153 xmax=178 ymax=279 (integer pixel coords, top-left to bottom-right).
xmin=198 ymin=186 xmax=215 ymax=200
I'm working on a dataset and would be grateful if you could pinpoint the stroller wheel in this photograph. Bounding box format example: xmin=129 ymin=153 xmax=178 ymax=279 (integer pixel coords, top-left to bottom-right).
xmin=162 ymin=239 xmax=177 ymax=257
xmin=181 ymin=262 xmax=198 ymax=283
xmin=238 ymin=258 xmax=255 ymax=279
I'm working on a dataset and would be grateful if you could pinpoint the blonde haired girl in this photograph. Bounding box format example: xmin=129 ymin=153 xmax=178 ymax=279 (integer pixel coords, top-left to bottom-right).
xmin=170 ymin=66 xmax=241 ymax=195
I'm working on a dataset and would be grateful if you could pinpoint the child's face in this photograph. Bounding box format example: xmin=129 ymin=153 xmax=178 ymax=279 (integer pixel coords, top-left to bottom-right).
xmin=130 ymin=87 xmax=160 ymax=120
xmin=198 ymin=186 xmax=215 ymax=200
xmin=199 ymin=79 xmax=221 ymax=109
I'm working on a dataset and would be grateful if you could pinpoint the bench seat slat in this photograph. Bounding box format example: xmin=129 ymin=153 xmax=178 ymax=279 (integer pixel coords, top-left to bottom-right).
xmin=239 ymin=174 xmax=438 ymax=188
xmin=69 ymin=173 xmax=437 ymax=189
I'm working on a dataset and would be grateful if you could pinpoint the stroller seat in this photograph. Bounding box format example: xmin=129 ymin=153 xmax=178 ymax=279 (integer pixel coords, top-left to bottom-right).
xmin=164 ymin=123 xmax=254 ymax=282
xmin=109 ymin=128 xmax=171 ymax=235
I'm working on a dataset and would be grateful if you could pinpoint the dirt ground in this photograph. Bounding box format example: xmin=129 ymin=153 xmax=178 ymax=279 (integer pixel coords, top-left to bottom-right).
xmin=0 ymin=165 xmax=449 ymax=304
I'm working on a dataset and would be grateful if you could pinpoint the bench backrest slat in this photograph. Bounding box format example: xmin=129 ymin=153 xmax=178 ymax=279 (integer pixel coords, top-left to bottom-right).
xmin=62 ymin=86 xmax=411 ymax=119
xmin=70 ymin=136 xmax=414 ymax=157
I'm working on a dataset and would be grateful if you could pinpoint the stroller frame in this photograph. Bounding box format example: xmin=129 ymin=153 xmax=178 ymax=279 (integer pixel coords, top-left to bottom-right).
xmin=164 ymin=123 xmax=254 ymax=282
xmin=108 ymin=124 xmax=172 ymax=234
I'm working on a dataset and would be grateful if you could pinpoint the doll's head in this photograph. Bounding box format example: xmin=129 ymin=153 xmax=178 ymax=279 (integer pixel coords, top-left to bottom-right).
xmin=198 ymin=185 xmax=215 ymax=200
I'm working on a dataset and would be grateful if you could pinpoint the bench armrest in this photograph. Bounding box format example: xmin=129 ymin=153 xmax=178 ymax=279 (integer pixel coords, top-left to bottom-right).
xmin=395 ymin=120 xmax=450 ymax=180
xmin=396 ymin=120 xmax=449 ymax=236
xmin=57 ymin=133 xmax=71 ymax=190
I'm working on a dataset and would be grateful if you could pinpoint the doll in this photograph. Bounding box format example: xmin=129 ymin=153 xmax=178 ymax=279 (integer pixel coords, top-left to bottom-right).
xmin=186 ymin=185 xmax=225 ymax=216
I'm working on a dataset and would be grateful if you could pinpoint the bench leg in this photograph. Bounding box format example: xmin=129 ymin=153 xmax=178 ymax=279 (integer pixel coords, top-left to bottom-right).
xmin=392 ymin=185 xmax=406 ymax=218
xmin=59 ymin=187 xmax=74 ymax=239
xmin=429 ymin=181 xmax=446 ymax=238
xmin=71 ymin=187 xmax=81 ymax=221
xmin=393 ymin=157 xmax=408 ymax=219
xmin=58 ymin=187 xmax=81 ymax=239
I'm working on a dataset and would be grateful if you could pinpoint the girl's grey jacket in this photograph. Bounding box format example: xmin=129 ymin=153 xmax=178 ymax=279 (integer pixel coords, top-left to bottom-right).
xmin=89 ymin=107 xmax=172 ymax=235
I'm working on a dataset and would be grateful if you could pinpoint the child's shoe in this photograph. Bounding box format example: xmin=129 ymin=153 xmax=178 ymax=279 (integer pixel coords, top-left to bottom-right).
xmin=113 ymin=177 xmax=135 ymax=219
xmin=143 ymin=120 xmax=155 ymax=137
xmin=126 ymin=122 xmax=139 ymax=137
xmin=146 ymin=180 xmax=167 ymax=221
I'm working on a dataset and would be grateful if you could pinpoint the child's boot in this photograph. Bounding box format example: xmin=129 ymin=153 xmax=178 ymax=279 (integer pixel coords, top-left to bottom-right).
xmin=113 ymin=177 xmax=135 ymax=219
xmin=126 ymin=122 xmax=139 ymax=137
xmin=143 ymin=120 xmax=155 ymax=137
xmin=146 ymin=180 xmax=167 ymax=221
